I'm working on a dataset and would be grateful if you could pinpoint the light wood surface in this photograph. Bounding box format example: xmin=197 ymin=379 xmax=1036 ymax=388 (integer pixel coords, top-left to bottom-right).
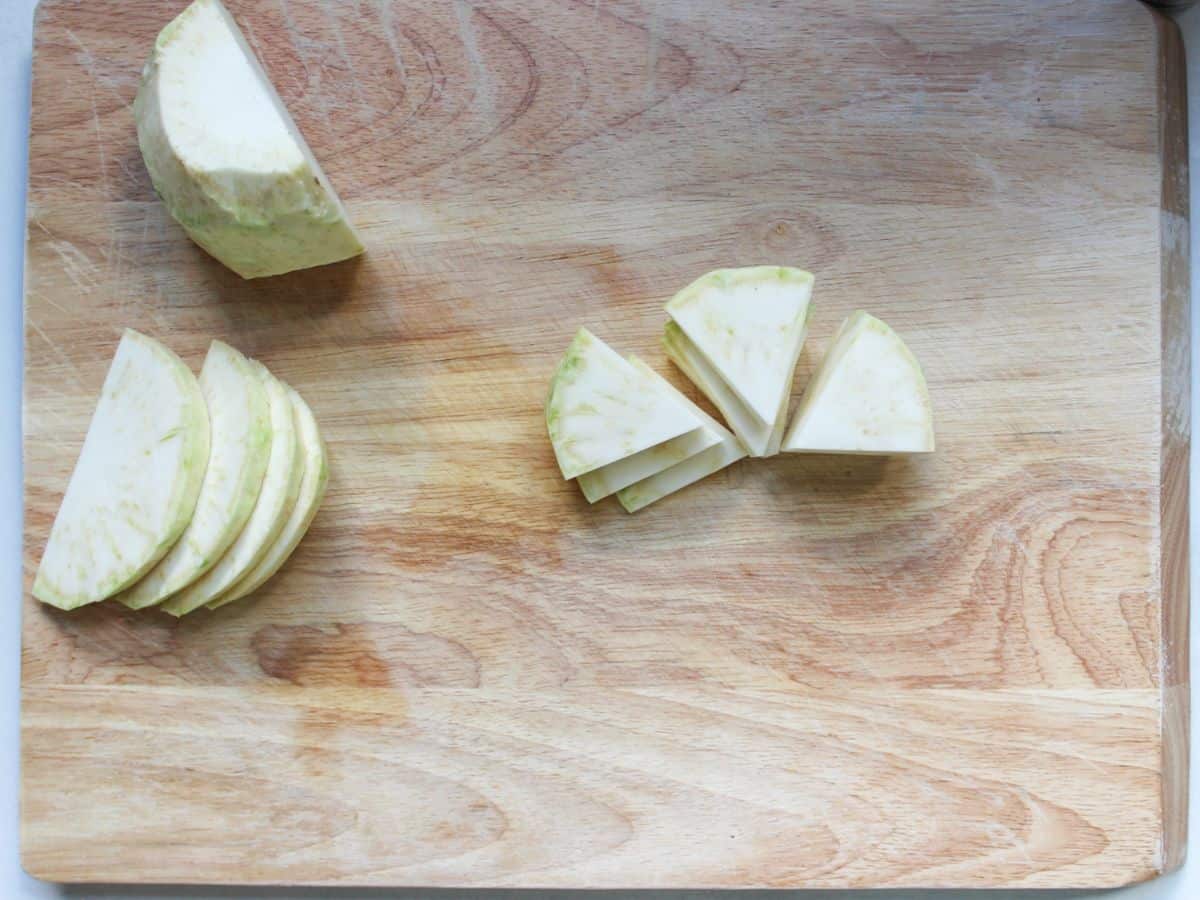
xmin=20 ymin=0 xmax=1189 ymax=888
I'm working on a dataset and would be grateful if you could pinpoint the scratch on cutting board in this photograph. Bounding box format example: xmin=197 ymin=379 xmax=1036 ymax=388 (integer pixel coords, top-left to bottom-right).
xmin=454 ymin=0 xmax=496 ymax=125
xmin=833 ymin=632 xmax=886 ymax=683
xmin=1043 ymin=739 xmax=1106 ymax=777
xmin=65 ymin=29 xmax=111 ymax=199
xmin=273 ymin=0 xmax=337 ymax=131
xmin=47 ymin=240 xmax=98 ymax=294
xmin=64 ymin=26 xmax=130 ymax=103
xmin=239 ymin=19 xmax=266 ymax=71
xmin=644 ymin=3 xmax=661 ymax=101
xmin=26 ymin=317 xmax=87 ymax=395
xmin=376 ymin=0 xmax=409 ymax=86
xmin=30 ymin=291 xmax=73 ymax=327
xmin=245 ymin=9 xmax=306 ymax=85
xmin=925 ymin=639 xmax=962 ymax=682
xmin=327 ymin=3 xmax=374 ymax=124
xmin=114 ymin=154 xmax=144 ymax=192
xmin=868 ymin=37 xmax=891 ymax=63
xmin=23 ymin=379 xmax=78 ymax=436
xmin=271 ymin=0 xmax=304 ymax=73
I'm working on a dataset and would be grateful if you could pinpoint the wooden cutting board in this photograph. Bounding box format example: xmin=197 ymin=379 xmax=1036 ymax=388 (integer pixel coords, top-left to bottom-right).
xmin=20 ymin=0 xmax=1189 ymax=888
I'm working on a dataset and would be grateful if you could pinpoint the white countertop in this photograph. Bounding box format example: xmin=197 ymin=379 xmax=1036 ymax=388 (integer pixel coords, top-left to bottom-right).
xmin=2 ymin=2 xmax=1200 ymax=897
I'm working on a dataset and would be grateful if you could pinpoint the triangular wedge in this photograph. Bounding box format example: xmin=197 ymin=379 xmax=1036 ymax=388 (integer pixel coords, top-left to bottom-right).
xmin=662 ymin=321 xmax=790 ymax=457
xmin=783 ymin=311 xmax=934 ymax=454
xmin=666 ymin=266 xmax=813 ymax=441
xmin=134 ymin=0 xmax=363 ymax=278
xmin=32 ymin=330 xmax=210 ymax=610
xmin=117 ymin=341 xmax=272 ymax=609
xmin=208 ymin=385 xmax=329 ymax=610
xmin=617 ymin=392 xmax=747 ymax=513
xmin=576 ymin=357 xmax=721 ymax=503
xmin=546 ymin=328 xmax=702 ymax=481
xmin=161 ymin=362 xmax=302 ymax=616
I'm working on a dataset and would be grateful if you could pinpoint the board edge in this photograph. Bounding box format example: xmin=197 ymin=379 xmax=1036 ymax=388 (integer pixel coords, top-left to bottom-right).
xmin=1151 ymin=3 xmax=1191 ymax=878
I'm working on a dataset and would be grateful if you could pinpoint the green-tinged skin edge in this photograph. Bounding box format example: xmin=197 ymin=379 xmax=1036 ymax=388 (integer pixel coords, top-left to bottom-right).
xmin=616 ymin=440 xmax=747 ymax=513
xmin=206 ymin=387 xmax=329 ymax=610
xmin=160 ymin=363 xmax=304 ymax=616
xmin=31 ymin=330 xmax=211 ymax=610
xmin=574 ymin=355 xmax=722 ymax=503
xmin=547 ymin=327 xmax=700 ymax=481
xmin=118 ymin=342 xmax=273 ymax=610
xmin=119 ymin=419 xmax=272 ymax=609
xmin=544 ymin=330 xmax=590 ymax=448
xmin=666 ymin=266 xmax=815 ymax=318
xmin=664 ymin=267 xmax=813 ymax=454
xmin=205 ymin=457 xmax=326 ymax=610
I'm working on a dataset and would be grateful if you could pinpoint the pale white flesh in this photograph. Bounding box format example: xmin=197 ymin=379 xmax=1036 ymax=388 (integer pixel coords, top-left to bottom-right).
xmin=209 ymin=385 xmax=328 ymax=610
xmin=662 ymin=322 xmax=785 ymax=457
xmin=617 ymin=402 xmax=747 ymax=513
xmin=576 ymin=357 xmax=720 ymax=502
xmin=134 ymin=0 xmax=363 ymax=278
xmin=546 ymin=328 xmax=702 ymax=480
xmin=666 ymin=266 xmax=813 ymax=427
xmin=783 ymin=311 xmax=935 ymax=454
xmin=32 ymin=330 xmax=210 ymax=610
xmin=117 ymin=341 xmax=272 ymax=609
xmin=161 ymin=362 xmax=302 ymax=616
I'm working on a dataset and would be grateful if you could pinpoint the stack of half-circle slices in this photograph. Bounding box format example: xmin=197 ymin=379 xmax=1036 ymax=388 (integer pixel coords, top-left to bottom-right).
xmin=32 ymin=330 xmax=328 ymax=614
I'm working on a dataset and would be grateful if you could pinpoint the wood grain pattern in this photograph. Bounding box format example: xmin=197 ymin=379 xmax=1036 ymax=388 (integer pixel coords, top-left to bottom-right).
xmin=20 ymin=0 xmax=1189 ymax=888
